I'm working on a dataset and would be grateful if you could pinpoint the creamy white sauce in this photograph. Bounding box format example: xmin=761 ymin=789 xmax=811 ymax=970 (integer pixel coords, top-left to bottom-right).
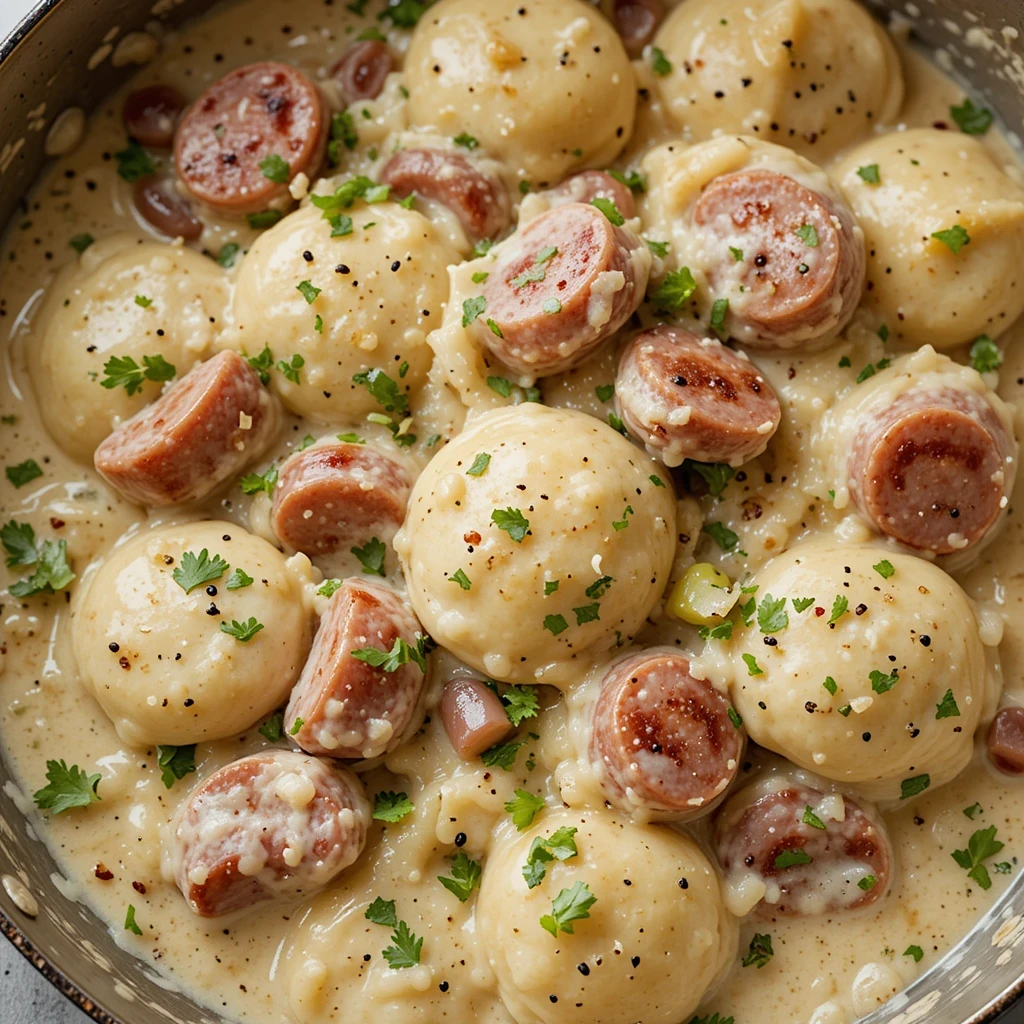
xmin=0 ymin=1 xmax=1023 ymax=1023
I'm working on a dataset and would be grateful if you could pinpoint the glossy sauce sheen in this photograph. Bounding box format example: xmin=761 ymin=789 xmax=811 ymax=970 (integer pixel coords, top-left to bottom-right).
xmin=1 ymin=2 xmax=1024 ymax=1024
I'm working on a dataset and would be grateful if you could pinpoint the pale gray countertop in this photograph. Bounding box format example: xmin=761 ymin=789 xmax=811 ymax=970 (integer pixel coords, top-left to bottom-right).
xmin=2 ymin=0 xmax=1024 ymax=1022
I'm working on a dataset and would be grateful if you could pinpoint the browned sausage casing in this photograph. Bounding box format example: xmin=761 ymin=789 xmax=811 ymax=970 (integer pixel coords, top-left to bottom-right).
xmin=133 ymin=178 xmax=203 ymax=240
xmin=271 ymin=442 xmax=411 ymax=556
xmin=123 ymin=84 xmax=187 ymax=149
xmin=589 ymin=650 xmax=744 ymax=819
xmin=440 ymin=678 xmax=513 ymax=758
xmin=615 ymin=324 xmax=781 ymax=467
xmin=165 ymin=751 xmax=369 ymax=917
xmin=379 ymin=147 xmax=511 ymax=242
xmin=847 ymin=386 xmax=1014 ymax=555
xmin=331 ymin=40 xmax=394 ymax=105
xmin=987 ymin=706 xmax=1024 ymax=775
xmin=613 ymin=0 xmax=664 ymax=57
xmin=478 ymin=202 xmax=648 ymax=376
xmin=173 ymin=62 xmax=327 ymax=215
xmin=714 ymin=779 xmax=892 ymax=916
xmin=94 ymin=350 xmax=279 ymax=507
xmin=693 ymin=168 xmax=864 ymax=349
xmin=285 ymin=578 xmax=426 ymax=760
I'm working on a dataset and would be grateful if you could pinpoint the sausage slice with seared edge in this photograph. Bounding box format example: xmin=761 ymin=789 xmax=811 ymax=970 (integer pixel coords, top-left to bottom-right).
xmin=379 ymin=147 xmax=511 ymax=242
xmin=615 ymin=324 xmax=781 ymax=467
xmin=271 ymin=442 xmax=411 ymax=556
xmin=693 ymin=168 xmax=864 ymax=348
xmin=164 ymin=751 xmax=370 ymax=917
xmin=285 ymin=578 xmax=426 ymax=760
xmin=174 ymin=61 xmax=328 ymax=215
xmin=847 ymin=386 xmax=1014 ymax=555
xmin=714 ymin=778 xmax=892 ymax=916
xmin=94 ymin=350 xmax=279 ymax=507
xmin=589 ymin=649 xmax=744 ymax=819
xmin=476 ymin=202 xmax=649 ymax=376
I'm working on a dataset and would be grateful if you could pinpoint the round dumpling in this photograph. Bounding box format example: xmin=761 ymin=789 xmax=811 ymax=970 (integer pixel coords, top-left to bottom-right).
xmin=834 ymin=128 xmax=1024 ymax=348
xmin=230 ymin=201 xmax=458 ymax=422
xmin=404 ymin=0 xmax=636 ymax=185
xmin=729 ymin=541 xmax=992 ymax=803
xmin=477 ymin=809 xmax=737 ymax=1024
xmin=394 ymin=404 xmax=676 ymax=686
xmin=72 ymin=521 xmax=314 ymax=745
xmin=30 ymin=239 xmax=229 ymax=462
xmin=652 ymin=0 xmax=903 ymax=159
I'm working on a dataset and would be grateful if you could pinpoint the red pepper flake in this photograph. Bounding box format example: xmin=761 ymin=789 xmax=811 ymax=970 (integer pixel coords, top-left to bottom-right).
xmin=132 ymin=880 xmax=147 ymax=894
xmin=94 ymin=864 xmax=114 ymax=881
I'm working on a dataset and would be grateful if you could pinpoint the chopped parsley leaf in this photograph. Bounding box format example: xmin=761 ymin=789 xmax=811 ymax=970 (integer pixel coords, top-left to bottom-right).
xmin=33 ymin=760 xmax=101 ymax=814
xmin=650 ymin=46 xmax=672 ymax=76
xmin=590 ymin=197 xmax=625 ymax=226
xmin=950 ymin=97 xmax=993 ymax=135
xmin=351 ymin=536 xmax=387 ymax=576
xmin=100 ymin=353 xmax=176 ymax=396
xmin=856 ymin=164 xmax=881 ymax=185
xmin=6 ymin=459 xmax=42 ymax=489
xmin=774 ymin=849 xmax=812 ymax=869
xmin=935 ymin=688 xmax=961 ymax=719
xmin=373 ymin=791 xmax=415 ymax=823
xmin=741 ymin=932 xmax=774 ymax=969
xmin=352 ymin=637 xmax=427 ymax=674
xmin=172 ymin=549 xmax=228 ymax=594
xmin=540 ymin=881 xmax=597 ymax=937
xmin=156 ymin=744 xmax=196 ymax=788
xmin=757 ymin=594 xmax=788 ymax=634
xmin=702 ymin=521 xmax=739 ymax=553
xmin=872 ymin=559 xmax=895 ymax=579
xmin=220 ymin=617 xmax=265 ymax=643
xmin=742 ymin=653 xmax=763 ymax=676
xmin=802 ymin=806 xmax=826 ymax=830
xmin=449 ymin=568 xmax=472 ymax=591
xmin=900 ymin=774 xmax=931 ymax=800
xmin=951 ymin=825 xmax=1004 ymax=890
xmin=506 ymin=788 xmax=546 ymax=831
xmin=438 ymin=850 xmax=482 ymax=902
xmin=931 ymin=224 xmax=971 ymax=254
xmin=544 ymin=613 xmax=568 ymax=635
xmin=869 ymin=668 xmax=898 ymax=694
xmin=970 ymin=335 xmax=1002 ymax=373
xmin=492 ymin=507 xmax=530 ymax=543
xmin=652 ymin=266 xmax=697 ymax=311
xmin=259 ymin=153 xmax=290 ymax=183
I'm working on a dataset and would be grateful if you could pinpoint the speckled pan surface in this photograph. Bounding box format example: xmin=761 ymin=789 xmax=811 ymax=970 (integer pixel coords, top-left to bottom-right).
xmin=2 ymin=0 xmax=1024 ymax=1022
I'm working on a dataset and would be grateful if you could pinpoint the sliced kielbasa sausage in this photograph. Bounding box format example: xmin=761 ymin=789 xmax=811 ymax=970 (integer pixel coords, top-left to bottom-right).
xmin=133 ymin=178 xmax=203 ymax=240
xmin=987 ymin=707 xmax=1024 ymax=774
xmin=379 ymin=147 xmax=511 ymax=242
xmin=331 ymin=40 xmax=394 ymax=105
xmin=847 ymin=386 xmax=1014 ymax=555
xmin=714 ymin=778 xmax=892 ymax=916
xmin=123 ymin=84 xmax=187 ymax=149
xmin=615 ymin=324 xmax=781 ymax=467
xmin=271 ymin=441 xmax=411 ymax=556
xmin=693 ymin=168 xmax=864 ymax=349
xmin=173 ymin=62 xmax=327 ymax=215
xmin=612 ymin=0 xmax=664 ymax=57
xmin=589 ymin=650 xmax=744 ymax=819
xmin=545 ymin=170 xmax=636 ymax=220
xmin=94 ymin=350 xmax=279 ymax=507
xmin=477 ymin=202 xmax=649 ymax=377
xmin=164 ymin=751 xmax=370 ymax=917
xmin=440 ymin=678 xmax=513 ymax=758
xmin=285 ymin=578 xmax=426 ymax=760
